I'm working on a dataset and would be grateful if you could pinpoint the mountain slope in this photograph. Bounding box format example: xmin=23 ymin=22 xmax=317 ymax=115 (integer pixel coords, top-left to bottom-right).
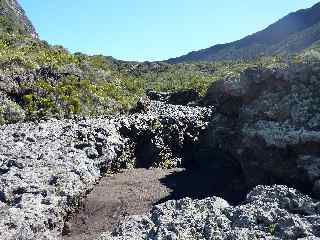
xmin=0 ymin=0 xmax=37 ymax=37
xmin=167 ymin=2 xmax=320 ymax=63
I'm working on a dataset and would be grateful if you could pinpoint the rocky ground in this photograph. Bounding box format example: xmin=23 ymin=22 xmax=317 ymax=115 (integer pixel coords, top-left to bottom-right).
xmin=200 ymin=61 xmax=320 ymax=196
xmin=0 ymin=100 xmax=212 ymax=240
xmin=95 ymin=60 xmax=320 ymax=240
xmin=1 ymin=60 xmax=320 ymax=240
xmin=65 ymin=162 xmax=249 ymax=240
xmin=99 ymin=185 xmax=320 ymax=240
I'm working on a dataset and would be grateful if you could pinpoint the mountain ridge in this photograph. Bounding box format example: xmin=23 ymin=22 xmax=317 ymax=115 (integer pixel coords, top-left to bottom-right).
xmin=0 ymin=0 xmax=37 ymax=37
xmin=166 ymin=2 xmax=320 ymax=63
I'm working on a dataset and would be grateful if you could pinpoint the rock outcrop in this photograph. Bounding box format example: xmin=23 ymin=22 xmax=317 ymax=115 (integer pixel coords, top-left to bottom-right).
xmin=0 ymin=118 xmax=124 ymax=240
xmin=200 ymin=59 xmax=320 ymax=197
xmin=99 ymin=185 xmax=320 ymax=240
xmin=101 ymin=59 xmax=320 ymax=240
xmin=146 ymin=89 xmax=200 ymax=106
xmin=0 ymin=100 xmax=211 ymax=240
xmin=120 ymin=100 xmax=212 ymax=168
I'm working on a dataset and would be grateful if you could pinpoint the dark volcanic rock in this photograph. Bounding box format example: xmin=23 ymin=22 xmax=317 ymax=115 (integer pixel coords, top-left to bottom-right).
xmin=167 ymin=89 xmax=200 ymax=105
xmin=146 ymin=89 xmax=200 ymax=105
xmin=120 ymin=101 xmax=212 ymax=168
xmin=146 ymin=90 xmax=172 ymax=102
xmin=200 ymin=60 xmax=320 ymax=197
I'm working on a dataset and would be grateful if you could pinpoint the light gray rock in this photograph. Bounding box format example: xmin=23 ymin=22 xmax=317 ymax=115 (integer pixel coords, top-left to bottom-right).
xmin=0 ymin=100 xmax=212 ymax=239
xmin=201 ymin=61 xmax=320 ymax=193
xmin=99 ymin=185 xmax=320 ymax=240
xmin=0 ymin=118 xmax=124 ymax=240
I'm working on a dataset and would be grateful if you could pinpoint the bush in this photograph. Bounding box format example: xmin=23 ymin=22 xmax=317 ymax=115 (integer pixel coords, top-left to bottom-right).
xmin=0 ymin=32 xmax=306 ymax=124
xmin=0 ymin=94 xmax=25 ymax=124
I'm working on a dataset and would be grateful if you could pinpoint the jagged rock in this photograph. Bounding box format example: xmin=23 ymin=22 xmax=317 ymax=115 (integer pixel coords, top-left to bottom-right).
xmin=98 ymin=185 xmax=320 ymax=240
xmin=2 ymin=58 xmax=320 ymax=240
xmin=0 ymin=100 xmax=212 ymax=239
xmin=0 ymin=118 xmax=125 ymax=240
xmin=167 ymin=89 xmax=200 ymax=105
xmin=120 ymin=101 xmax=212 ymax=168
xmin=146 ymin=90 xmax=172 ymax=102
xmin=146 ymin=89 xmax=200 ymax=106
xmin=200 ymin=61 xmax=320 ymax=196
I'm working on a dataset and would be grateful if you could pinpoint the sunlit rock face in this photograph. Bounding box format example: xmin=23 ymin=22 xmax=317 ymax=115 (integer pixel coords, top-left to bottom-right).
xmin=0 ymin=0 xmax=38 ymax=37
xmin=99 ymin=185 xmax=320 ymax=240
xmin=0 ymin=100 xmax=213 ymax=239
xmin=201 ymin=60 xmax=320 ymax=197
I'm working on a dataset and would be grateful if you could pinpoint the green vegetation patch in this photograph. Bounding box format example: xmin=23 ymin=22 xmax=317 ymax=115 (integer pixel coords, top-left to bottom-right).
xmin=0 ymin=31 xmax=314 ymax=124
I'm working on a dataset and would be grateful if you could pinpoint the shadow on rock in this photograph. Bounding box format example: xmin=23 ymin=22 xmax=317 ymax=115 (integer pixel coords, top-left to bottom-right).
xmin=157 ymin=163 xmax=249 ymax=206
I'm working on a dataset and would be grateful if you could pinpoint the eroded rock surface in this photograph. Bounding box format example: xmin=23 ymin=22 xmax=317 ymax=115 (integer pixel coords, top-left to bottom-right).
xmin=0 ymin=101 xmax=211 ymax=240
xmin=201 ymin=61 xmax=320 ymax=196
xmin=2 ymin=59 xmax=320 ymax=240
xmin=0 ymin=118 xmax=124 ymax=240
xmin=99 ymin=185 xmax=320 ymax=240
xmin=146 ymin=89 xmax=200 ymax=106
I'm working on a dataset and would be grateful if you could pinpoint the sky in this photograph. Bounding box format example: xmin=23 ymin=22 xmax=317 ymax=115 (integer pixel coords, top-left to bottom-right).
xmin=20 ymin=0 xmax=320 ymax=62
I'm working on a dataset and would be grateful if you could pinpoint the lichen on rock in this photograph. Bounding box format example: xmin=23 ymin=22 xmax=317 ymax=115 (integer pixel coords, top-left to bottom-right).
xmin=200 ymin=60 xmax=320 ymax=196
xmin=99 ymin=185 xmax=320 ymax=240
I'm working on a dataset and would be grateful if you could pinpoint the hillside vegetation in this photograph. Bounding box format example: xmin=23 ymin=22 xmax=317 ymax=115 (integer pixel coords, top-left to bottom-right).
xmin=0 ymin=31 xmax=296 ymax=124
xmin=0 ymin=1 xmax=319 ymax=124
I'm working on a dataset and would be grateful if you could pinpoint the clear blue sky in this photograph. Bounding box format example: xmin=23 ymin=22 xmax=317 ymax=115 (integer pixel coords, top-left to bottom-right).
xmin=20 ymin=0 xmax=320 ymax=61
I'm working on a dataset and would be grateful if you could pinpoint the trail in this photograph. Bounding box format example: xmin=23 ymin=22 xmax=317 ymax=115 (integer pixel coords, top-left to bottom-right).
xmin=64 ymin=165 xmax=246 ymax=240
xmin=64 ymin=168 xmax=183 ymax=240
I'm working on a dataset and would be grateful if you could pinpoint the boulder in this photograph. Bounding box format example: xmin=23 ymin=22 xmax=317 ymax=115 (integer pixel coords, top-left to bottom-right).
xmin=99 ymin=185 xmax=320 ymax=240
xmin=146 ymin=89 xmax=200 ymax=106
xmin=200 ymin=61 xmax=320 ymax=196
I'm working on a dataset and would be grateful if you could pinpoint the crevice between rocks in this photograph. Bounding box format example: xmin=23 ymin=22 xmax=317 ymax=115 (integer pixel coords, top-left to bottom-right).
xmin=62 ymin=110 xmax=252 ymax=239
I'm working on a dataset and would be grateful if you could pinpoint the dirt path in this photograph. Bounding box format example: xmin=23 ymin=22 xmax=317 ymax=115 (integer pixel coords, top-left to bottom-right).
xmin=63 ymin=168 xmax=184 ymax=240
xmin=63 ymin=166 xmax=247 ymax=240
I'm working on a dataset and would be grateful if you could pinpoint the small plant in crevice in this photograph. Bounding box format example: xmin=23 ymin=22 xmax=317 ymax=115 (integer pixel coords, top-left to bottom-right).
xmin=156 ymin=149 xmax=179 ymax=169
xmin=151 ymin=119 xmax=162 ymax=131
xmin=267 ymin=223 xmax=277 ymax=235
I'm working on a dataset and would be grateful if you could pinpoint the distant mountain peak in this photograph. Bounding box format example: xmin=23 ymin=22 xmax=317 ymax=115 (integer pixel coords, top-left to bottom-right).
xmin=0 ymin=0 xmax=38 ymax=37
xmin=167 ymin=2 xmax=320 ymax=63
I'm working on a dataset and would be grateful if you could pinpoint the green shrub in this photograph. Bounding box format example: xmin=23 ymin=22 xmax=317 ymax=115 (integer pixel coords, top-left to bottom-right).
xmin=0 ymin=95 xmax=26 ymax=124
xmin=0 ymin=31 xmax=306 ymax=124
